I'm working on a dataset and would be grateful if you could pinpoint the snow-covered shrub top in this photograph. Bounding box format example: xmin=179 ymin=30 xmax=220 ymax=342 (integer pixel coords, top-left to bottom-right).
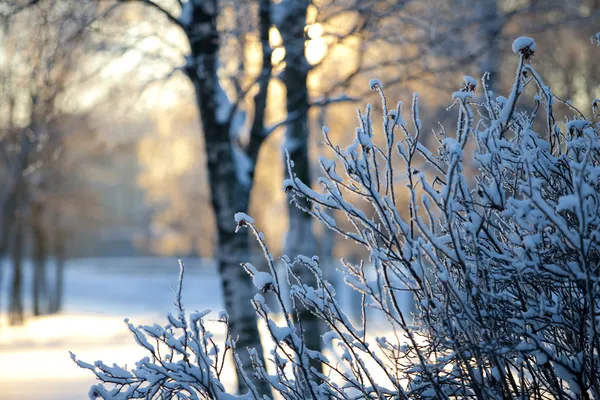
xmin=75 ymin=36 xmax=600 ymax=399
xmin=511 ymin=36 xmax=536 ymax=54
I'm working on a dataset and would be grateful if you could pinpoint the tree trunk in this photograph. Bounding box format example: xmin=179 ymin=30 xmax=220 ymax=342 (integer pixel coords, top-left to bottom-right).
xmin=276 ymin=0 xmax=323 ymax=378
xmin=0 ymin=178 xmax=21 ymax=318
xmin=50 ymin=228 xmax=65 ymax=314
xmin=202 ymin=137 xmax=267 ymax=395
xmin=9 ymin=213 xmax=24 ymax=326
xmin=200 ymin=117 xmax=269 ymax=398
xmin=477 ymin=0 xmax=501 ymax=90
xmin=183 ymin=2 xmax=268 ymax=395
xmin=31 ymin=201 xmax=47 ymax=316
xmin=0 ymin=196 xmax=15 ymax=320
xmin=1 ymin=130 xmax=32 ymax=320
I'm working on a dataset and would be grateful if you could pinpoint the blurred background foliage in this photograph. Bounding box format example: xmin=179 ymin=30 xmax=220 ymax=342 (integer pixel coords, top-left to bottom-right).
xmin=0 ymin=0 xmax=598 ymax=321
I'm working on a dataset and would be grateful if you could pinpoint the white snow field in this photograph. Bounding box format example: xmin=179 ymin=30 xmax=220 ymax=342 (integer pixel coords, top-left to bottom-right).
xmin=0 ymin=258 xmax=414 ymax=399
xmin=0 ymin=258 xmax=234 ymax=400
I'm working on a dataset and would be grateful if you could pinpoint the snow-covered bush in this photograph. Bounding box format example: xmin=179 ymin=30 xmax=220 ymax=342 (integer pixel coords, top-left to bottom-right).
xmin=73 ymin=37 xmax=600 ymax=398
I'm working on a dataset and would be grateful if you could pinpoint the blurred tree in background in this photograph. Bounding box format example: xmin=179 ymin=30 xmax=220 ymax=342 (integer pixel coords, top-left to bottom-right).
xmin=0 ymin=0 xmax=107 ymax=324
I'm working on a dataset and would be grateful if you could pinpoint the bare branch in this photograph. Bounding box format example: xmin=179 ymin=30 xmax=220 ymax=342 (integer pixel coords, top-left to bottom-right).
xmin=245 ymin=0 xmax=273 ymax=172
xmin=119 ymin=0 xmax=184 ymax=31
xmin=310 ymin=94 xmax=359 ymax=107
xmin=264 ymin=94 xmax=359 ymax=137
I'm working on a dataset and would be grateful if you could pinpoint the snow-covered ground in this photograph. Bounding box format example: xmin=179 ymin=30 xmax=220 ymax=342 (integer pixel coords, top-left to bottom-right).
xmin=0 ymin=257 xmax=414 ymax=399
xmin=0 ymin=258 xmax=231 ymax=400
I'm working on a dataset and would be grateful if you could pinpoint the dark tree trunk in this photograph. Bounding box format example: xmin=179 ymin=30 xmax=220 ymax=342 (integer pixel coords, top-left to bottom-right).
xmin=50 ymin=228 xmax=65 ymax=314
xmin=320 ymin=208 xmax=336 ymax=287
xmin=183 ymin=1 xmax=269 ymax=395
xmin=2 ymin=132 xmax=30 ymax=324
xmin=202 ymin=136 xmax=265 ymax=395
xmin=276 ymin=0 xmax=323 ymax=379
xmin=9 ymin=214 xmax=24 ymax=326
xmin=0 ymin=197 xmax=16 ymax=319
xmin=0 ymin=177 xmax=22 ymax=317
xmin=31 ymin=201 xmax=47 ymax=316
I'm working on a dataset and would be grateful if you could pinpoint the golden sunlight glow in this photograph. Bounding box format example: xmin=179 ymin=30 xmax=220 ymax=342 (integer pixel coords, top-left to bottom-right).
xmin=269 ymin=24 xmax=326 ymax=66
xmin=269 ymin=26 xmax=282 ymax=47
xmin=305 ymin=23 xmax=326 ymax=65
xmin=306 ymin=23 xmax=323 ymax=40
xmin=306 ymin=38 xmax=327 ymax=65
xmin=138 ymin=132 xmax=195 ymax=179
xmin=272 ymin=46 xmax=286 ymax=64
xmin=244 ymin=39 xmax=262 ymax=75
xmin=307 ymin=4 xmax=318 ymax=24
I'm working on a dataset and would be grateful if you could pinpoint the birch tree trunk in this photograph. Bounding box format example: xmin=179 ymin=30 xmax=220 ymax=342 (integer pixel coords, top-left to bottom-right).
xmin=276 ymin=0 xmax=323 ymax=375
xmin=101 ymin=0 xmax=274 ymax=393
xmin=181 ymin=1 xmax=270 ymax=395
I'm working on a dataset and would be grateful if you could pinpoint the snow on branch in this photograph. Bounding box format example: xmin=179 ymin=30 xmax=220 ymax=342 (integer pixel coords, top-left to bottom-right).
xmin=76 ymin=36 xmax=600 ymax=399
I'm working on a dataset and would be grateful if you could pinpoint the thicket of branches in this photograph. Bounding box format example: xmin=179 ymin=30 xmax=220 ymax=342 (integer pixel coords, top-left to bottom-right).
xmin=73 ymin=37 xmax=600 ymax=399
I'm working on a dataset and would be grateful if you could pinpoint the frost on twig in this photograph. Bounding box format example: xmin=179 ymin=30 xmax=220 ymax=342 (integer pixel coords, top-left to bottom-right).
xmin=71 ymin=261 xmax=241 ymax=399
xmin=283 ymin=35 xmax=600 ymax=399
xmin=77 ymin=36 xmax=600 ymax=399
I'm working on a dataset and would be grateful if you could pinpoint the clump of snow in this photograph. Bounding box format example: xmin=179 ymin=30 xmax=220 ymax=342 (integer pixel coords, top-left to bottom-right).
xmin=234 ymin=212 xmax=254 ymax=231
xmin=322 ymin=330 xmax=339 ymax=345
xmin=243 ymin=263 xmax=274 ymax=292
xmin=463 ymin=75 xmax=477 ymax=91
xmin=229 ymin=108 xmax=246 ymax=139
xmin=512 ymin=36 xmax=536 ymax=54
xmin=556 ymin=195 xmax=579 ymax=212
xmin=215 ymin=83 xmax=232 ymax=124
xmin=498 ymin=91 xmax=517 ymax=124
xmin=566 ymin=119 xmax=591 ymax=132
xmin=267 ymin=320 xmax=292 ymax=343
xmin=233 ymin=147 xmax=252 ymax=188
xmin=282 ymin=178 xmax=295 ymax=192
xmin=369 ymin=78 xmax=383 ymax=90
xmin=452 ymin=91 xmax=474 ymax=101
